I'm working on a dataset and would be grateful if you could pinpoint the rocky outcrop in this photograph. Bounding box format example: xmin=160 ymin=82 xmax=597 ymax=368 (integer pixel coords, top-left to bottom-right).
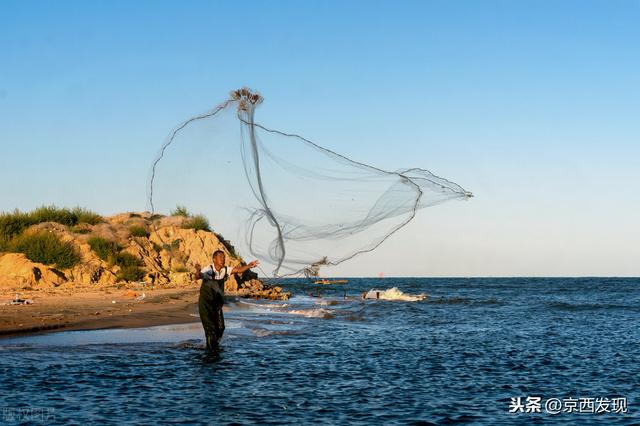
xmin=234 ymin=279 xmax=289 ymax=300
xmin=0 ymin=212 xmax=290 ymax=300
xmin=0 ymin=253 xmax=67 ymax=289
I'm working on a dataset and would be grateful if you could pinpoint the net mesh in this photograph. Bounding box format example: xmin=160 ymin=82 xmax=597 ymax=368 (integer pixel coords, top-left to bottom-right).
xmin=148 ymin=88 xmax=472 ymax=277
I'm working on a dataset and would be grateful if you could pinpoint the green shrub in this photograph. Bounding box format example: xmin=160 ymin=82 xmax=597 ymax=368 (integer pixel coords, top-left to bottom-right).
xmin=29 ymin=206 xmax=77 ymax=226
xmin=87 ymin=236 xmax=120 ymax=261
xmin=71 ymin=207 xmax=103 ymax=225
xmin=72 ymin=226 xmax=91 ymax=234
xmin=129 ymin=226 xmax=150 ymax=238
xmin=30 ymin=205 xmax=102 ymax=225
xmin=173 ymin=266 xmax=189 ymax=273
xmin=151 ymin=241 xmax=163 ymax=253
xmin=0 ymin=206 xmax=102 ymax=242
xmin=87 ymin=235 xmax=145 ymax=281
xmin=117 ymin=265 xmax=146 ymax=282
xmin=115 ymin=253 xmax=144 ymax=281
xmin=171 ymin=205 xmax=189 ymax=217
xmin=115 ymin=252 xmax=143 ymax=268
xmin=181 ymin=214 xmax=210 ymax=232
xmin=0 ymin=210 xmax=33 ymax=241
xmin=0 ymin=236 xmax=9 ymax=252
xmin=10 ymin=232 xmax=80 ymax=269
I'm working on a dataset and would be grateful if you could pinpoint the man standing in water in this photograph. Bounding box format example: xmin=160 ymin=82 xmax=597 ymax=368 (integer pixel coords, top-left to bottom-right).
xmin=195 ymin=250 xmax=259 ymax=351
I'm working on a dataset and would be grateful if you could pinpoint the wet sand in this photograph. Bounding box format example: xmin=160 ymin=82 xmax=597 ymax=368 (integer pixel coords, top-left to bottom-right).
xmin=0 ymin=286 xmax=203 ymax=338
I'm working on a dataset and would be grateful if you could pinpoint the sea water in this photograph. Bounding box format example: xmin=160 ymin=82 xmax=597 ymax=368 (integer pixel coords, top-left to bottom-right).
xmin=1 ymin=278 xmax=638 ymax=425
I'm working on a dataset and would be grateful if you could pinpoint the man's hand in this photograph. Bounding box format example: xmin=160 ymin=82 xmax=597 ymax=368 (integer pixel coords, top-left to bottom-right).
xmin=231 ymin=260 xmax=259 ymax=275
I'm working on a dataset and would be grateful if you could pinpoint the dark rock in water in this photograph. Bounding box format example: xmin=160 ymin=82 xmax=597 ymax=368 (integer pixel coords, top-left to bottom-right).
xmin=233 ymin=279 xmax=290 ymax=300
xmin=235 ymin=268 xmax=258 ymax=286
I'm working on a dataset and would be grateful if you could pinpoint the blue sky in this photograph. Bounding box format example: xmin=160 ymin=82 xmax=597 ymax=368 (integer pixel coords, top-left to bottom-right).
xmin=1 ymin=0 xmax=638 ymax=276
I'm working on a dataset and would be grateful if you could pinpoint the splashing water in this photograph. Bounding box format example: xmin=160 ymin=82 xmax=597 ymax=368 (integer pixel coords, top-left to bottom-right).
xmin=362 ymin=287 xmax=427 ymax=301
xmin=148 ymin=88 xmax=472 ymax=277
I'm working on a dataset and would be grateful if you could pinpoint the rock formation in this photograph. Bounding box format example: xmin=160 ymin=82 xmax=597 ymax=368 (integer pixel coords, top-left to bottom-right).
xmin=0 ymin=212 xmax=290 ymax=300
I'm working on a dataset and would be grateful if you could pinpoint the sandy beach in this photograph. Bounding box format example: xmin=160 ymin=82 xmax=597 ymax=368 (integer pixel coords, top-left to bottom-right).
xmin=0 ymin=285 xmax=203 ymax=337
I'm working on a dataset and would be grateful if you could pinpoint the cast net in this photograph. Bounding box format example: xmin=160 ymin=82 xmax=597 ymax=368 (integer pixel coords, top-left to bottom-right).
xmin=148 ymin=88 xmax=472 ymax=277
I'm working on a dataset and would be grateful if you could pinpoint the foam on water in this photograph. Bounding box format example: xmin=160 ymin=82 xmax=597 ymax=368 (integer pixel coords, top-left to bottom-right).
xmin=0 ymin=323 xmax=205 ymax=346
xmin=362 ymin=287 xmax=427 ymax=301
xmin=287 ymin=308 xmax=334 ymax=318
xmin=238 ymin=298 xmax=336 ymax=319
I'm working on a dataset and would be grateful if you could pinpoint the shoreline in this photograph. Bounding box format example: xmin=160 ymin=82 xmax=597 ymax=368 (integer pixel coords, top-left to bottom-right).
xmin=0 ymin=286 xmax=205 ymax=339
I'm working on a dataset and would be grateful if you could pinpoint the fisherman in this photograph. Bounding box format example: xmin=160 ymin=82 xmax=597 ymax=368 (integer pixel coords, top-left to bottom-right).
xmin=195 ymin=250 xmax=259 ymax=351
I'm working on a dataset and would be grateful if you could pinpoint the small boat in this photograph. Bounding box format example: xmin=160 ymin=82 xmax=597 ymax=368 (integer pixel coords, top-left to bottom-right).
xmin=313 ymin=279 xmax=348 ymax=285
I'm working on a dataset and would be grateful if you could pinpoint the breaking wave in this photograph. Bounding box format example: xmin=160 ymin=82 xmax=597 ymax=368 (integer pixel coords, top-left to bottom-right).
xmin=362 ymin=287 xmax=427 ymax=302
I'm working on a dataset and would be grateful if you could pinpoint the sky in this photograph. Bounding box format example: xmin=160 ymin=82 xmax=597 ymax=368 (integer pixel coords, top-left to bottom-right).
xmin=1 ymin=0 xmax=638 ymax=277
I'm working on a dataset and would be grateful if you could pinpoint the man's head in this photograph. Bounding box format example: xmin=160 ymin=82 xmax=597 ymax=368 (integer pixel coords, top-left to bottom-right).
xmin=212 ymin=250 xmax=225 ymax=268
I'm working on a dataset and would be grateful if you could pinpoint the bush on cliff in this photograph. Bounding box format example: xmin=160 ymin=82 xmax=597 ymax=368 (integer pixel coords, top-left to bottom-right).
xmin=171 ymin=205 xmax=189 ymax=217
xmin=117 ymin=265 xmax=146 ymax=282
xmin=87 ymin=235 xmax=145 ymax=282
xmin=0 ymin=236 xmax=8 ymax=252
xmin=168 ymin=205 xmax=211 ymax=232
xmin=10 ymin=231 xmax=81 ymax=269
xmin=115 ymin=252 xmax=143 ymax=268
xmin=29 ymin=206 xmax=103 ymax=226
xmin=0 ymin=206 xmax=103 ymax=242
xmin=129 ymin=225 xmax=150 ymax=238
xmin=87 ymin=236 xmax=120 ymax=262
xmin=114 ymin=253 xmax=145 ymax=282
xmin=181 ymin=214 xmax=211 ymax=232
xmin=0 ymin=210 xmax=33 ymax=241
xmin=71 ymin=207 xmax=103 ymax=225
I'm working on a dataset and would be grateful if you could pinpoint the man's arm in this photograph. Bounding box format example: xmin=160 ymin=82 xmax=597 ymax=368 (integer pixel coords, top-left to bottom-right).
xmin=230 ymin=260 xmax=259 ymax=275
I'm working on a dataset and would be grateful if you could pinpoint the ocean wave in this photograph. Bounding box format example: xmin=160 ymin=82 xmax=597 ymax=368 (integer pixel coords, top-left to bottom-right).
xmin=287 ymin=308 xmax=334 ymax=319
xmin=237 ymin=300 xmax=290 ymax=309
xmin=362 ymin=287 xmax=426 ymax=302
xmin=252 ymin=328 xmax=274 ymax=337
xmin=236 ymin=299 xmax=334 ymax=319
xmin=250 ymin=328 xmax=304 ymax=337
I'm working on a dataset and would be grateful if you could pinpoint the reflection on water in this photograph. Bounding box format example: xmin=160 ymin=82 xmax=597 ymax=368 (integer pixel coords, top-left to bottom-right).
xmin=1 ymin=278 xmax=639 ymax=425
xmin=1 ymin=322 xmax=205 ymax=347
